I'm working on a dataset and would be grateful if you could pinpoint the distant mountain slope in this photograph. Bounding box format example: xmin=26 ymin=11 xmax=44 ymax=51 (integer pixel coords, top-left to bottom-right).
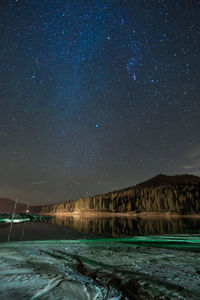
xmin=136 ymin=174 xmax=200 ymax=187
xmin=0 ymin=198 xmax=26 ymax=213
xmin=41 ymin=174 xmax=200 ymax=215
xmin=0 ymin=198 xmax=41 ymax=213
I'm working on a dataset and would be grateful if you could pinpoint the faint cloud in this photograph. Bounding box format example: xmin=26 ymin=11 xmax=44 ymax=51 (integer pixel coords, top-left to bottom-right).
xmin=0 ymin=133 xmax=8 ymax=136
xmin=183 ymin=144 xmax=200 ymax=171
xmin=71 ymin=179 xmax=80 ymax=185
xmin=189 ymin=170 xmax=200 ymax=176
xmin=188 ymin=144 xmax=200 ymax=159
xmin=184 ymin=161 xmax=200 ymax=170
xmin=28 ymin=181 xmax=48 ymax=185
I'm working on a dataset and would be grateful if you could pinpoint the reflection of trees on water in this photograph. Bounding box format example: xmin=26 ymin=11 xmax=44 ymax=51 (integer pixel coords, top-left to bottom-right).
xmin=0 ymin=223 xmax=10 ymax=230
xmin=45 ymin=216 xmax=200 ymax=237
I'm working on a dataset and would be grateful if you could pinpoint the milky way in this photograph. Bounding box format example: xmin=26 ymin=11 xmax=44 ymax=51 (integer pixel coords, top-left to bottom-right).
xmin=0 ymin=0 xmax=200 ymax=204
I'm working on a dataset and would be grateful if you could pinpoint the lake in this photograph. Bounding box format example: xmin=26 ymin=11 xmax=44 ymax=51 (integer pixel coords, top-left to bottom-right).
xmin=1 ymin=214 xmax=200 ymax=242
xmin=1 ymin=215 xmax=200 ymax=299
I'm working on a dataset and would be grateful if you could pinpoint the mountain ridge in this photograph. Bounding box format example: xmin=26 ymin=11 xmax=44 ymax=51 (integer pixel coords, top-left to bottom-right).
xmin=90 ymin=174 xmax=200 ymax=197
xmin=136 ymin=174 xmax=200 ymax=187
xmin=1 ymin=174 xmax=200 ymax=214
xmin=40 ymin=174 xmax=200 ymax=215
xmin=0 ymin=198 xmax=41 ymax=213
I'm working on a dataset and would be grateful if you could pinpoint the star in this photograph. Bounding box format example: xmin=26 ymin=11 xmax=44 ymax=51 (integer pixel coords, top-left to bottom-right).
xmin=133 ymin=74 xmax=136 ymax=81
xmin=0 ymin=0 xmax=199 ymax=205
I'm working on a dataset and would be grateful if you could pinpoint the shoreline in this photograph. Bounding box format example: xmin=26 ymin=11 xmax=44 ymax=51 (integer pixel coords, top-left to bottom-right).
xmin=39 ymin=211 xmax=200 ymax=218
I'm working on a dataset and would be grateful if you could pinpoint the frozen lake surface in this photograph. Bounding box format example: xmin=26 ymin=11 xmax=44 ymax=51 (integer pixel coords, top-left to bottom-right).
xmin=0 ymin=235 xmax=200 ymax=299
xmin=0 ymin=216 xmax=200 ymax=299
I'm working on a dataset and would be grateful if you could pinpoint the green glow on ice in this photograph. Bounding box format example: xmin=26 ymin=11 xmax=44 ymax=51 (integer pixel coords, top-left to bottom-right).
xmin=1 ymin=235 xmax=199 ymax=251
xmin=0 ymin=218 xmax=30 ymax=223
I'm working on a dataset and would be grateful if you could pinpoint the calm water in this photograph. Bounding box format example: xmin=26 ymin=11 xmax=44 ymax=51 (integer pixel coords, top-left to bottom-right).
xmin=0 ymin=215 xmax=200 ymax=242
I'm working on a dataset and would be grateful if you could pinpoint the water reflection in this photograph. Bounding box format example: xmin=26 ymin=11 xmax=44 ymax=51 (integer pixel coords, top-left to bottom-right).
xmin=46 ymin=215 xmax=200 ymax=237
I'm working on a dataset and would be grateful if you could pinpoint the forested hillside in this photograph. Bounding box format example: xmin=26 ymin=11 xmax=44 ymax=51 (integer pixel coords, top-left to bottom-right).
xmin=41 ymin=174 xmax=200 ymax=215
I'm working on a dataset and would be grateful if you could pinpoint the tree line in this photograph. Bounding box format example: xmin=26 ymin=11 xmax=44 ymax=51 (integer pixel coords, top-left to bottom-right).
xmin=41 ymin=183 xmax=200 ymax=215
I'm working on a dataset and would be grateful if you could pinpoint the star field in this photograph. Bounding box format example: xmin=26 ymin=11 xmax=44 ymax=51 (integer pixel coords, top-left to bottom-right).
xmin=0 ymin=0 xmax=200 ymax=204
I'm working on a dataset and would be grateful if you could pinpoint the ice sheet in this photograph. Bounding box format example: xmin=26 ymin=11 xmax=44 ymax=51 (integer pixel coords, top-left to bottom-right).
xmin=0 ymin=235 xmax=200 ymax=299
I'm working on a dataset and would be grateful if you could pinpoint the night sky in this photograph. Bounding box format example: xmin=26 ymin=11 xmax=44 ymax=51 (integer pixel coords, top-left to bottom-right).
xmin=0 ymin=0 xmax=200 ymax=205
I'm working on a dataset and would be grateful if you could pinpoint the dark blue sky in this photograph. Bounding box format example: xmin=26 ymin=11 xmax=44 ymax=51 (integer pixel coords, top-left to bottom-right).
xmin=0 ymin=0 xmax=200 ymax=204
